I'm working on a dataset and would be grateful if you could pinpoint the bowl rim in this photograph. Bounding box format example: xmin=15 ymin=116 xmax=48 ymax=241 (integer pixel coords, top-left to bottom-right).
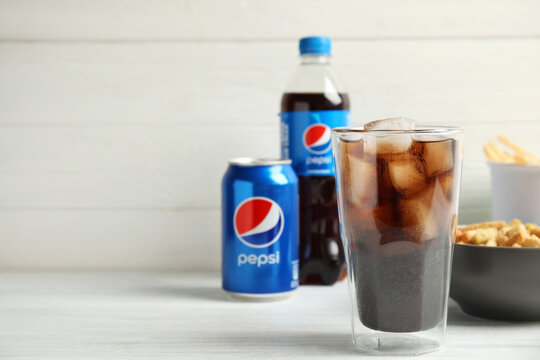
xmin=453 ymin=242 xmax=540 ymax=250
xmin=487 ymin=160 xmax=540 ymax=170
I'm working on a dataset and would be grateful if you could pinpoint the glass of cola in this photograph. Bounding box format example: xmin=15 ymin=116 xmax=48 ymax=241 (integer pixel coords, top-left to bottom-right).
xmin=332 ymin=119 xmax=463 ymax=355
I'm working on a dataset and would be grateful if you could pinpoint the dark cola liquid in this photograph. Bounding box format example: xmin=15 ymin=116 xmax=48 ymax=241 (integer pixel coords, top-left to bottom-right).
xmin=338 ymin=137 xmax=456 ymax=332
xmin=281 ymin=92 xmax=350 ymax=285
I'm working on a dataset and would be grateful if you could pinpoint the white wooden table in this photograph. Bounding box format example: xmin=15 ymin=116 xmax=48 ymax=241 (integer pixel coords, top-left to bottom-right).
xmin=1 ymin=272 xmax=539 ymax=359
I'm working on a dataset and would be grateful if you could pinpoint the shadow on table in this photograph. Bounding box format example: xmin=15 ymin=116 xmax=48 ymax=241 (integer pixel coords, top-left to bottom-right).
xmin=446 ymin=300 xmax=539 ymax=327
xmin=213 ymin=331 xmax=358 ymax=356
xmin=134 ymin=284 xmax=228 ymax=302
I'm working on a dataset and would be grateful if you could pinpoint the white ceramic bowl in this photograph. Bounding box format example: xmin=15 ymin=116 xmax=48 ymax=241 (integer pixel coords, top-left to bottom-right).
xmin=487 ymin=162 xmax=540 ymax=224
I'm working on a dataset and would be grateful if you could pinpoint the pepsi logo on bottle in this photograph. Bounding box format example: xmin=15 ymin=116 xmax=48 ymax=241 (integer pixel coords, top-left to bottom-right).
xmin=303 ymin=124 xmax=332 ymax=155
xmin=280 ymin=111 xmax=350 ymax=176
xmin=222 ymin=158 xmax=299 ymax=300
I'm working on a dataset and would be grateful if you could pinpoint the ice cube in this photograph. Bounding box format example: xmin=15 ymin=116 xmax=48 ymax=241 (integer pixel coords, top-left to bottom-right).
xmin=343 ymin=155 xmax=378 ymax=207
xmin=436 ymin=173 xmax=454 ymax=200
xmin=431 ymin=184 xmax=454 ymax=227
xmin=338 ymin=138 xmax=364 ymax=159
xmin=363 ymin=117 xmax=417 ymax=155
xmin=376 ymin=159 xmax=398 ymax=203
xmin=388 ymin=158 xmax=426 ymax=198
xmin=423 ymin=139 xmax=454 ymax=177
xmin=399 ymin=187 xmax=438 ymax=242
xmin=364 ymin=117 xmax=417 ymax=131
xmin=372 ymin=204 xmax=400 ymax=229
xmin=337 ymin=138 xmax=378 ymax=207
xmin=345 ymin=203 xmax=398 ymax=235
xmin=364 ymin=134 xmax=413 ymax=156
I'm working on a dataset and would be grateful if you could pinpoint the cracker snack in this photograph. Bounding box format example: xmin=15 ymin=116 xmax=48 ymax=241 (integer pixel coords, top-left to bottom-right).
xmin=455 ymin=219 xmax=540 ymax=248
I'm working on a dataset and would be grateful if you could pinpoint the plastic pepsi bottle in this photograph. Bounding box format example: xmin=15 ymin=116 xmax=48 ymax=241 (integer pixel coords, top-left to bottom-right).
xmin=280 ymin=36 xmax=350 ymax=285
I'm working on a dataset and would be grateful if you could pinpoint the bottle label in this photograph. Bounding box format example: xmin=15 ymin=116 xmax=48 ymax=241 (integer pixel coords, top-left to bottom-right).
xmin=280 ymin=110 xmax=350 ymax=176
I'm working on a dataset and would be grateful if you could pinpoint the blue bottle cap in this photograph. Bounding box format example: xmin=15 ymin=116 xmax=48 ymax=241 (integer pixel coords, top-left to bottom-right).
xmin=299 ymin=36 xmax=331 ymax=55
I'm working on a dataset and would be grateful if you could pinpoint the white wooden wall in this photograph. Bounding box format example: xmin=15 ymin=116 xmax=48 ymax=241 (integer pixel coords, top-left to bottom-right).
xmin=1 ymin=1 xmax=539 ymax=270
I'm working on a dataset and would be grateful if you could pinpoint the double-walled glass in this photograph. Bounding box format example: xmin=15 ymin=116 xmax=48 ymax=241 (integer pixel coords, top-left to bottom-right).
xmin=332 ymin=127 xmax=463 ymax=355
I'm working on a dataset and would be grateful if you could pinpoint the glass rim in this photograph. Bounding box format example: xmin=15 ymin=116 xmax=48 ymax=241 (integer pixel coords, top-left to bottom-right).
xmin=332 ymin=125 xmax=463 ymax=136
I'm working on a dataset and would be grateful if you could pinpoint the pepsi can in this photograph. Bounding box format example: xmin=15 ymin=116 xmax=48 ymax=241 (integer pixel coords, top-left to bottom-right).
xmin=222 ymin=158 xmax=299 ymax=301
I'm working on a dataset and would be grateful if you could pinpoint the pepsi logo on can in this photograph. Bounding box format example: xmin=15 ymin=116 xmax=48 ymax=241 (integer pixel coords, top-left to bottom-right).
xmin=222 ymin=158 xmax=299 ymax=300
xmin=234 ymin=197 xmax=284 ymax=249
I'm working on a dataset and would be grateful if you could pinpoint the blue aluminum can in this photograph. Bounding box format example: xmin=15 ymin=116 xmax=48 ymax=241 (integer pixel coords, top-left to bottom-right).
xmin=222 ymin=158 xmax=299 ymax=300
